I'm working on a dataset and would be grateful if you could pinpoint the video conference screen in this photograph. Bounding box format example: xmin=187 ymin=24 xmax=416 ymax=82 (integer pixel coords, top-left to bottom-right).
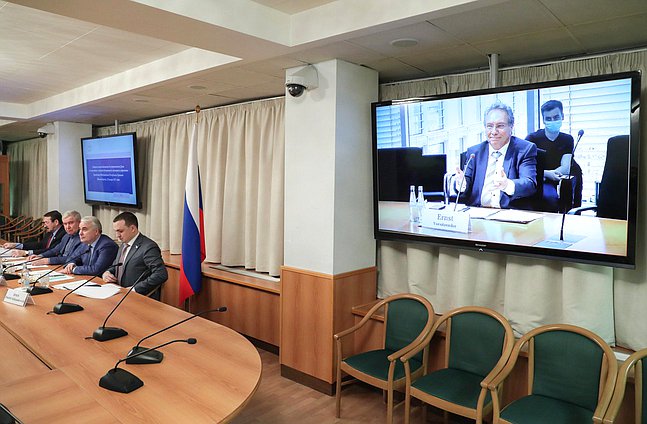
xmin=372 ymin=72 xmax=640 ymax=268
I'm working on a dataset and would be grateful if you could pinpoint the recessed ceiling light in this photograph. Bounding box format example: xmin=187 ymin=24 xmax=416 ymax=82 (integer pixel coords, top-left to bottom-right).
xmin=390 ymin=38 xmax=419 ymax=48
xmin=189 ymin=85 xmax=207 ymax=90
xmin=134 ymin=99 xmax=149 ymax=103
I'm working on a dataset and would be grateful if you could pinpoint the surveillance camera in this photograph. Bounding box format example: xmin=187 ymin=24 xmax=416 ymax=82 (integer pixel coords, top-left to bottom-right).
xmin=36 ymin=123 xmax=55 ymax=137
xmin=285 ymin=65 xmax=318 ymax=98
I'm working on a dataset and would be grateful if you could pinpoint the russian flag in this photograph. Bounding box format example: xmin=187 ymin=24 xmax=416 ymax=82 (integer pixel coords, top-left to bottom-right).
xmin=179 ymin=123 xmax=206 ymax=305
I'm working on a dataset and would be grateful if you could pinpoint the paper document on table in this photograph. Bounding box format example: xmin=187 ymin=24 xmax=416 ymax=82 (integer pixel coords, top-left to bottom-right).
xmin=486 ymin=209 xmax=542 ymax=224
xmin=30 ymin=270 xmax=72 ymax=282
xmin=467 ymin=208 xmax=500 ymax=219
xmin=74 ymin=283 xmax=122 ymax=299
xmin=27 ymin=265 xmax=48 ymax=269
xmin=54 ymin=280 xmax=92 ymax=290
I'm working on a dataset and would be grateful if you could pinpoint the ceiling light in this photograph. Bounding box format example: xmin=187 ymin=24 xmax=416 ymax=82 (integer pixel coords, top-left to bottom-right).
xmin=390 ymin=38 xmax=419 ymax=48
xmin=134 ymin=99 xmax=149 ymax=103
xmin=189 ymin=85 xmax=207 ymax=90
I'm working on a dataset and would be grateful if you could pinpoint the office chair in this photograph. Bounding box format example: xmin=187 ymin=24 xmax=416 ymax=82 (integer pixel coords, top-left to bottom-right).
xmin=487 ymin=323 xmax=617 ymax=424
xmin=569 ymin=135 xmax=628 ymax=220
xmin=601 ymin=347 xmax=647 ymax=424
xmin=401 ymin=306 xmax=514 ymax=424
xmin=334 ymin=293 xmax=435 ymax=424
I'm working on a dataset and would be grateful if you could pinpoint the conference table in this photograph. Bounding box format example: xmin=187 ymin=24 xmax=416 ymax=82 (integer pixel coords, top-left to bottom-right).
xmin=0 ymin=265 xmax=261 ymax=423
xmin=378 ymin=201 xmax=628 ymax=256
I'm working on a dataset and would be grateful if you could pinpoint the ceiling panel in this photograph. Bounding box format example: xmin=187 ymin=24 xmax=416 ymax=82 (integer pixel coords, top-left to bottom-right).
xmin=568 ymin=13 xmax=647 ymax=53
xmin=539 ymin=0 xmax=647 ymax=25
xmin=431 ymin=0 xmax=561 ymax=43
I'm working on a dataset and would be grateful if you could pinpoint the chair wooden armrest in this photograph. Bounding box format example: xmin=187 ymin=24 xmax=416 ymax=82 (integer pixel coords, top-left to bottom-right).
xmin=333 ymin=300 xmax=386 ymax=342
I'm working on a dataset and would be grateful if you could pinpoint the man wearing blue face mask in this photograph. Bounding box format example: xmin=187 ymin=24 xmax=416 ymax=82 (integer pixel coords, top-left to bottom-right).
xmin=526 ymin=100 xmax=580 ymax=211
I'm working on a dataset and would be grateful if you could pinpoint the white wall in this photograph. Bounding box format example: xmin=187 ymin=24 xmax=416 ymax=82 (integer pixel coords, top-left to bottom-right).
xmin=47 ymin=121 xmax=92 ymax=216
xmin=284 ymin=59 xmax=378 ymax=274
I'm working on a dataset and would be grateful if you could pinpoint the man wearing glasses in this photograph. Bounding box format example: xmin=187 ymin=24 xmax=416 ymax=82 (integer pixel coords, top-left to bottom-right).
xmin=453 ymin=102 xmax=537 ymax=209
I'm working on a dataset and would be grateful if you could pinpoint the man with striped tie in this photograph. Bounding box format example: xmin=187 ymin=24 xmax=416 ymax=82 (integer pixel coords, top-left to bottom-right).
xmin=30 ymin=210 xmax=83 ymax=265
xmin=453 ymin=102 xmax=538 ymax=209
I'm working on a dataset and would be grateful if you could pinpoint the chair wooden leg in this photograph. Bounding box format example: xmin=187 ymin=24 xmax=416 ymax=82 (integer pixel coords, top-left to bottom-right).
xmin=404 ymin=388 xmax=411 ymax=424
xmin=386 ymin=389 xmax=394 ymax=424
xmin=335 ymin=371 xmax=342 ymax=418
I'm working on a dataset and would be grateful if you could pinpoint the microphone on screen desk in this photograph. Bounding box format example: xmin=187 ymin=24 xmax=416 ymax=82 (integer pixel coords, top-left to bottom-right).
xmin=99 ymin=338 xmax=197 ymax=393
xmin=454 ymin=153 xmax=475 ymax=211
xmin=559 ymin=129 xmax=584 ymax=241
xmin=125 ymin=307 xmax=227 ymax=364
xmin=91 ymin=268 xmax=151 ymax=342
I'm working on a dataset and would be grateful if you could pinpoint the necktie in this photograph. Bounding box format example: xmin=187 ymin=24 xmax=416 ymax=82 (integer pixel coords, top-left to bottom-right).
xmin=116 ymin=243 xmax=129 ymax=283
xmin=481 ymin=151 xmax=503 ymax=207
xmin=46 ymin=233 xmax=53 ymax=248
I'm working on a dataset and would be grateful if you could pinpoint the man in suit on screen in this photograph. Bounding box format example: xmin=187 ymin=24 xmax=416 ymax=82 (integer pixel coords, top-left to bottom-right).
xmin=2 ymin=210 xmax=64 ymax=256
xmin=453 ymin=102 xmax=537 ymax=209
xmin=62 ymin=216 xmax=118 ymax=276
xmin=102 ymin=212 xmax=167 ymax=300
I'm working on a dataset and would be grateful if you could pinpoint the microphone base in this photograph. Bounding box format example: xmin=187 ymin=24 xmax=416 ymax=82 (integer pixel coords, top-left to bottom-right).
xmin=52 ymin=302 xmax=84 ymax=314
xmin=126 ymin=346 xmax=164 ymax=364
xmin=99 ymin=368 xmax=143 ymax=393
xmin=3 ymin=273 xmax=19 ymax=280
xmin=93 ymin=326 xmax=128 ymax=342
xmin=27 ymin=286 xmax=53 ymax=296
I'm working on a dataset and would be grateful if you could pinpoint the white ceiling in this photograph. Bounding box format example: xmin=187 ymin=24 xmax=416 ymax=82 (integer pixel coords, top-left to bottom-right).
xmin=1 ymin=0 xmax=647 ymax=141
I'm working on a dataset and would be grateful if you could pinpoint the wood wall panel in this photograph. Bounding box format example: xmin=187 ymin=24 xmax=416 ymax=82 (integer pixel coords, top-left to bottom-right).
xmin=191 ymin=276 xmax=280 ymax=346
xmin=280 ymin=266 xmax=376 ymax=384
xmin=161 ymin=252 xmax=280 ymax=347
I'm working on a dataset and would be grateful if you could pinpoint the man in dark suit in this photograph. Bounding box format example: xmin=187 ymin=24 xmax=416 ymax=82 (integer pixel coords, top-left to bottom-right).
xmin=454 ymin=102 xmax=537 ymax=209
xmin=30 ymin=210 xmax=83 ymax=265
xmin=2 ymin=210 xmax=64 ymax=256
xmin=62 ymin=216 xmax=118 ymax=276
xmin=102 ymin=212 xmax=167 ymax=300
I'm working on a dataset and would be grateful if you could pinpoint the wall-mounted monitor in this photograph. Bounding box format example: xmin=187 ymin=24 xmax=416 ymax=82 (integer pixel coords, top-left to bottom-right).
xmin=81 ymin=132 xmax=141 ymax=208
xmin=372 ymin=71 xmax=640 ymax=268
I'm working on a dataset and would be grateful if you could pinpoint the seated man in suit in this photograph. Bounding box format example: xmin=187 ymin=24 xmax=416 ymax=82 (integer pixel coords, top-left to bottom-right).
xmin=102 ymin=212 xmax=168 ymax=300
xmin=62 ymin=216 xmax=118 ymax=276
xmin=29 ymin=210 xmax=83 ymax=265
xmin=453 ymin=102 xmax=537 ymax=209
xmin=2 ymin=210 xmax=64 ymax=256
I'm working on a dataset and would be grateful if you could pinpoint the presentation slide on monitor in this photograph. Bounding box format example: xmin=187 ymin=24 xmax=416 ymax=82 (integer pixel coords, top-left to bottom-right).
xmin=82 ymin=134 xmax=138 ymax=205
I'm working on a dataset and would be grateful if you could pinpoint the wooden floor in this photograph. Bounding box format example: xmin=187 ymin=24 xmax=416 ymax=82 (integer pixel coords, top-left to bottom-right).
xmin=231 ymin=349 xmax=472 ymax=424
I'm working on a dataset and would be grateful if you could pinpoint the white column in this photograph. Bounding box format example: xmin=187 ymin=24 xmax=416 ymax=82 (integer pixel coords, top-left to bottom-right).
xmin=284 ymin=59 xmax=378 ymax=274
xmin=46 ymin=121 xmax=93 ymax=216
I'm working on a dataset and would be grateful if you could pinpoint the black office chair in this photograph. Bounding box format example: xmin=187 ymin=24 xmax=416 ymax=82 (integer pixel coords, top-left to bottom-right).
xmin=569 ymin=135 xmax=628 ymax=220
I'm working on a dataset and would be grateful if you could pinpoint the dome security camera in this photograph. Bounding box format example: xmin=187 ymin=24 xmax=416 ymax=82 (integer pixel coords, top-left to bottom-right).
xmin=285 ymin=65 xmax=318 ymax=98
xmin=36 ymin=123 xmax=55 ymax=138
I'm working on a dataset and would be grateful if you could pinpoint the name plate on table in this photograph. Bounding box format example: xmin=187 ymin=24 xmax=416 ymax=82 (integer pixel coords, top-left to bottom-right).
xmin=3 ymin=288 xmax=35 ymax=307
xmin=420 ymin=208 xmax=470 ymax=233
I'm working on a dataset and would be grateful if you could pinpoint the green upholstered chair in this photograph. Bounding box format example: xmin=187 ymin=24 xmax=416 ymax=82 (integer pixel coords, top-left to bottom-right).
xmin=487 ymin=324 xmax=618 ymax=424
xmin=401 ymin=306 xmax=514 ymax=424
xmin=334 ymin=293 xmax=435 ymax=424
xmin=601 ymin=347 xmax=647 ymax=424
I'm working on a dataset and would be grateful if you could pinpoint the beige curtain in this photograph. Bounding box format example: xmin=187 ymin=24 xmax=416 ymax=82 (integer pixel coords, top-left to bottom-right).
xmin=95 ymin=97 xmax=285 ymax=276
xmin=7 ymin=137 xmax=48 ymax=217
xmin=378 ymin=50 xmax=647 ymax=349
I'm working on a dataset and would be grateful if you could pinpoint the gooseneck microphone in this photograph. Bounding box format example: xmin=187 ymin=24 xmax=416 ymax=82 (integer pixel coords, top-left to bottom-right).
xmin=27 ymin=248 xmax=90 ymax=296
xmin=454 ymin=153 xmax=475 ymax=211
xmin=560 ymin=129 xmax=584 ymax=241
xmin=99 ymin=338 xmax=197 ymax=393
xmin=2 ymin=255 xmax=43 ymax=281
xmin=126 ymin=307 xmax=227 ymax=364
xmin=91 ymin=269 xmax=151 ymax=342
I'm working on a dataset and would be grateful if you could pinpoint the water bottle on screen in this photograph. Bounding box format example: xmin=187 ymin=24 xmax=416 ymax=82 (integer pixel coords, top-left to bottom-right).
xmin=417 ymin=185 xmax=425 ymax=218
xmin=409 ymin=185 xmax=418 ymax=222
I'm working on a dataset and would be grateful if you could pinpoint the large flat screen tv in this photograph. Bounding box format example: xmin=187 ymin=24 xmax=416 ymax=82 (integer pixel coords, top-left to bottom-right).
xmin=81 ymin=132 xmax=141 ymax=208
xmin=372 ymin=72 xmax=640 ymax=268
